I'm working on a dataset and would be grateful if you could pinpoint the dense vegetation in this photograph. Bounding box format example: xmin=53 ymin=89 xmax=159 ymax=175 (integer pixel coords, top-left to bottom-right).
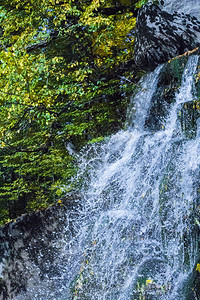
xmin=0 ymin=0 xmax=151 ymax=224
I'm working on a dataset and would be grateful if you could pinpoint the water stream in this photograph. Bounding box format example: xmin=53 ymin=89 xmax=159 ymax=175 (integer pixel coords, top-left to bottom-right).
xmin=17 ymin=55 xmax=200 ymax=300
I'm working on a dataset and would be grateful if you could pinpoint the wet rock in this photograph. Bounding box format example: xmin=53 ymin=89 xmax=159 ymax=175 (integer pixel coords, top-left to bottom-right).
xmin=0 ymin=194 xmax=82 ymax=300
xmin=178 ymin=100 xmax=200 ymax=139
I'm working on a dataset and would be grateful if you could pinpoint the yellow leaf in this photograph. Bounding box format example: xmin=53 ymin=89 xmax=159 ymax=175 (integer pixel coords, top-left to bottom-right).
xmin=196 ymin=264 xmax=200 ymax=272
xmin=146 ymin=279 xmax=153 ymax=285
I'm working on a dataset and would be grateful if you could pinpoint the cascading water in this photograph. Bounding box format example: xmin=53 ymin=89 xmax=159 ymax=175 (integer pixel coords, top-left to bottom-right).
xmin=16 ymin=55 xmax=200 ymax=300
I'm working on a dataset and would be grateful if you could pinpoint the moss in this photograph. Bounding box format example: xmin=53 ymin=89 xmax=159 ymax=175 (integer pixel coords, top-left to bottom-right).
xmin=178 ymin=100 xmax=200 ymax=139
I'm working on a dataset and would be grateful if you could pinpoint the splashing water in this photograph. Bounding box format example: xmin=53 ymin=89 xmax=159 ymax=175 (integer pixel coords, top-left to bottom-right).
xmin=17 ymin=55 xmax=200 ymax=300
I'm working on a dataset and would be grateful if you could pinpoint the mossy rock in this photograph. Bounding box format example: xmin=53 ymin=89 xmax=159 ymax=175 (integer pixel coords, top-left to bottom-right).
xmin=177 ymin=100 xmax=200 ymax=139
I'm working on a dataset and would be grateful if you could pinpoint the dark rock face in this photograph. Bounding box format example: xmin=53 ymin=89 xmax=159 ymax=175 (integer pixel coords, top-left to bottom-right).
xmin=135 ymin=4 xmax=200 ymax=70
xmin=0 ymin=194 xmax=82 ymax=300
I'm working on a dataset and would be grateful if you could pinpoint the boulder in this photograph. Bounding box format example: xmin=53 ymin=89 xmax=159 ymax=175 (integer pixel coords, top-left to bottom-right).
xmin=134 ymin=4 xmax=200 ymax=70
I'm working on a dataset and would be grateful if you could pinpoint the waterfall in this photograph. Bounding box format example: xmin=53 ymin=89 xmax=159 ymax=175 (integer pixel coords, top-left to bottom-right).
xmin=126 ymin=64 xmax=164 ymax=130
xmin=16 ymin=55 xmax=200 ymax=300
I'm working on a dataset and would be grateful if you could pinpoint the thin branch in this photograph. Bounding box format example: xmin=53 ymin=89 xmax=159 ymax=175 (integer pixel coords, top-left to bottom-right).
xmin=10 ymin=108 xmax=30 ymax=130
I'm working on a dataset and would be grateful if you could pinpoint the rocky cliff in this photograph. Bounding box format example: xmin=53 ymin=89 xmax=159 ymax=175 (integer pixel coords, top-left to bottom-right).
xmin=135 ymin=3 xmax=200 ymax=69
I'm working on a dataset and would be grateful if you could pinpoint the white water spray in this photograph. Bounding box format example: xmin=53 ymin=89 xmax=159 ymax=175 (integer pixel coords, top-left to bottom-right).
xmin=17 ymin=55 xmax=200 ymax=300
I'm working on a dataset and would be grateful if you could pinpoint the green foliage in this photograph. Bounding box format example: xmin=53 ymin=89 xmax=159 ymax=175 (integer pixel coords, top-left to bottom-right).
xmin=0 ymin=0 xmax=144 ymax=223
